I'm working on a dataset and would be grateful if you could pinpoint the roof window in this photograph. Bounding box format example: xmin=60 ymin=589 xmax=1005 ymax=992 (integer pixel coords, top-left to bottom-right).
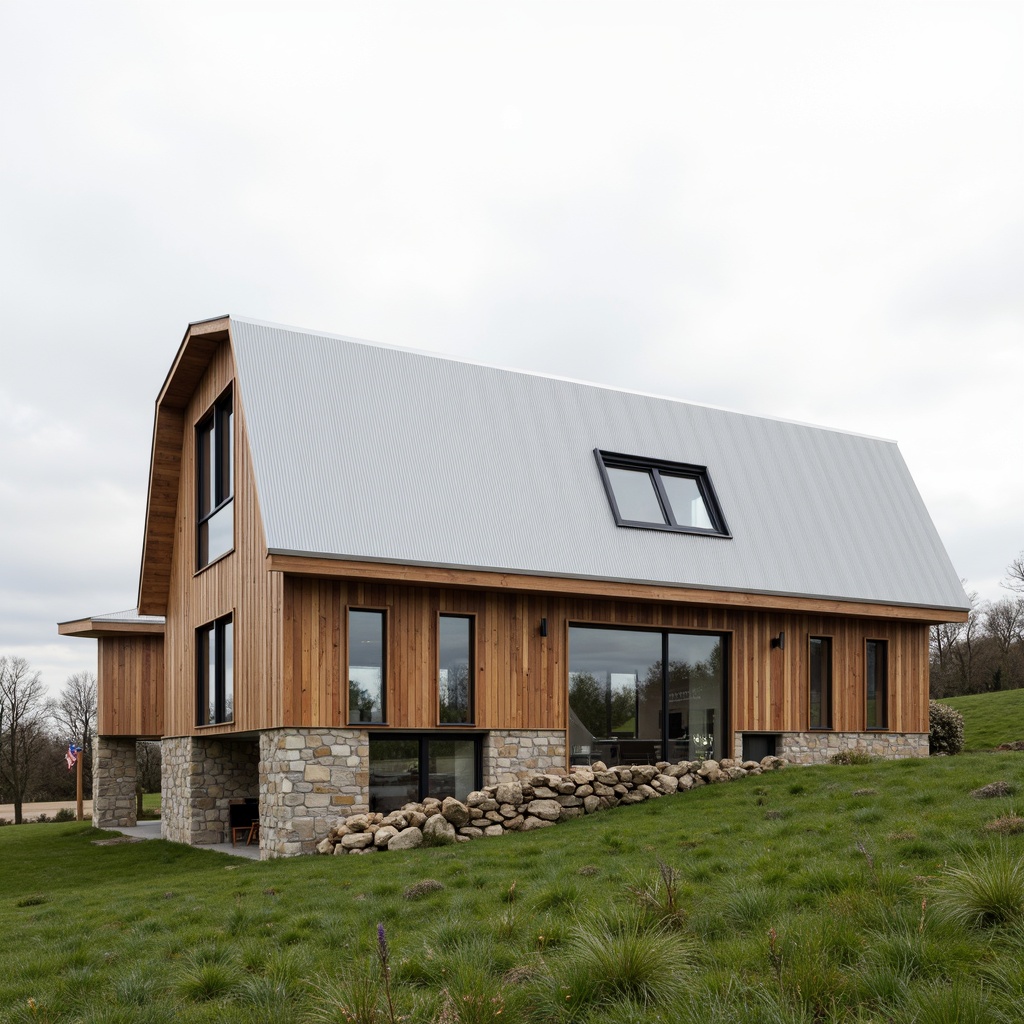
xmin=595 ymin=450 xmax=730 ymax=537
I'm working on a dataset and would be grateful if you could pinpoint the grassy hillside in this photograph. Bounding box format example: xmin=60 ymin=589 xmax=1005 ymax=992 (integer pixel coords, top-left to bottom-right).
xmin=2 ymin=753 xmax=1024 ymax=1023
xmin=940 ymin=688 xmax=1024 ymax=750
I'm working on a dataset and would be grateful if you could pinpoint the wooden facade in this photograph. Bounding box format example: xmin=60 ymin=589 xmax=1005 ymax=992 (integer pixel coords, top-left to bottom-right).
xmin=65 ymin=316 xmax=962 ymax=762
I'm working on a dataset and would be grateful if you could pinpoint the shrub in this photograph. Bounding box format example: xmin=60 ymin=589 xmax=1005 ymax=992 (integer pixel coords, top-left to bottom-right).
xmin=828 ymin=749 xmax=875 ymax=765
xmin=54 ymin=808 xmax=76 ymax=822
xmin=929 ymin=702 xmax=964 ymax=755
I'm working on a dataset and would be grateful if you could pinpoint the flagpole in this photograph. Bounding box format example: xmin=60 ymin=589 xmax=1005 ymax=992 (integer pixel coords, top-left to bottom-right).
xmin=76 ymin=746 xmax=84 ymax=822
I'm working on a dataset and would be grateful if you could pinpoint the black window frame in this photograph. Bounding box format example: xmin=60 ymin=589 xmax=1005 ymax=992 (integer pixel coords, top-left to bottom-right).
xmin=197 ymin=613 xmax=233 ymax=726
xmin=368 ymin=732 xmax=483 ymax=813
xmin=196 ymin=387 xmax=234 ymax=570
xmin=567 ymin=622 xmax=731 ymax=764
xmin=865 ymin=639 xmax=888 ymax=730
xmin=347 ymin=607 xmax=388 ymax=725
xmin=595 ymin=450 xmax=731 ymax=537
xmin=438 ymin=613 xmax=475 ymax=726
xmin=809 ymin=635 xmax=833 ymax=731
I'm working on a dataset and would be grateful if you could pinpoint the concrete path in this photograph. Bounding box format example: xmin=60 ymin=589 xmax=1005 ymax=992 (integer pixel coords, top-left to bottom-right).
xmin=1 ymin=800 xmax=261 ymax=860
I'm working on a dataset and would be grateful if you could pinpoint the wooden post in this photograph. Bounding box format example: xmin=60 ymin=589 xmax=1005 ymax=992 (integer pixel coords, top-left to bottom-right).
xmin=76 ymin=747 xmax=84 ymax=822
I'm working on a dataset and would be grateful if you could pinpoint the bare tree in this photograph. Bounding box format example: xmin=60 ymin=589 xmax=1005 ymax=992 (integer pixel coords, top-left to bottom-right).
xmin=49 ymin=671 xmax=97 ymax=798
xmin=1003 ymin=552 xmax=1024 ymax=595
xmin=985 ymin=598 xmax=1024 ymax=656
xmin=0 ymin=656 xmax=50 ymax=823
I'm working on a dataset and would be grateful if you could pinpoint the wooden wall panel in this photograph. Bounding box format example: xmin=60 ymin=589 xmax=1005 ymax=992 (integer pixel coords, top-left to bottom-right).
xmin=97 ymin=636 xmax=164 ymax=737
xmin=161 ymin=338 xmax=279 ymax=738
xmin=281 ymin=578 xmax=931 ymax=740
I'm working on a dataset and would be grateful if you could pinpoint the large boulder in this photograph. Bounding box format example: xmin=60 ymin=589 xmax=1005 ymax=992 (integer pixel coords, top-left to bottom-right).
xmin=341 ymin=832 xmax=374 ymax=850
xmin=441 ymin=797 xmax=471 ymax=827
xmin=526 ymin=798 xmax=562 ymax=821
xmin=495 ymin=780 xmax=523 ymax=806
xmin=423 ymin=813 xmax=457 ymax=842
xmin=388 ymin=827 xmax=424 ymax=850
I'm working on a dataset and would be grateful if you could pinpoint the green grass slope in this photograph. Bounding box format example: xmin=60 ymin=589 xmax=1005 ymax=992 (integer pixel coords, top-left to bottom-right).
xmin=940 ymin=688 xmax=1024 ymax=750
xmin=2 ymin=753 xmax=1023 ymax=1023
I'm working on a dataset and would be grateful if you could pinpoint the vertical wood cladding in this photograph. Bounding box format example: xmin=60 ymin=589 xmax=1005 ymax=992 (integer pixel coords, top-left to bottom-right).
xmin=97 ymin=636 xmax=165 ymax=737
xmin=162 ymin=339 xmax=280 ymax=737
xmin=282 ymin=578 xmax=930 ymax=735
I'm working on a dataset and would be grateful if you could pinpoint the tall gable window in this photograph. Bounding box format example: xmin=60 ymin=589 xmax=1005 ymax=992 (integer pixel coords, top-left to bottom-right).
xmin=596 ymin=451 xmax=729 ymax=536
xmin=197 ymin=389 xmax=234 ymax=568
xmin=349 ymin=609 xmax=386 ymax=724
xmin=197 ymin=614 xmax=233 ymax=725
xmin=809 ymin=636 xmax=832 ymax=730
xmin=439 ymin=615 xmax=474 ymax=724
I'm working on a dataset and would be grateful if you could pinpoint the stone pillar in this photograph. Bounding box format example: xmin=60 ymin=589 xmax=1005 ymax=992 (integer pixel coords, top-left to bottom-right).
xmin=259 ymin=728 xmax=368 ymax=858
xmin=160 ymin=736 xmax=259 ymax=845
xmin=483 ymin=729 xmax=567 ymax=784
xmin=92 ymin=737 xmax=138 ymax=828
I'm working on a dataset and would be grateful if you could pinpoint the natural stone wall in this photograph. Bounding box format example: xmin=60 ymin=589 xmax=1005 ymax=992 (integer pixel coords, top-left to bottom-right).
xmin=160 ymin=736 xmax=259 ymax=845
xmin=774 ymin=731 xmax=929 ymax=764
xmin=482 ymin=729 xmax=566 ymax=783
xmin=259 ymin=728 xmax=368 ymax=858
xmin=92 ymin=737 xmax=138 ymax=828
xmin=318 ymin=755 xmax=787 ymax=855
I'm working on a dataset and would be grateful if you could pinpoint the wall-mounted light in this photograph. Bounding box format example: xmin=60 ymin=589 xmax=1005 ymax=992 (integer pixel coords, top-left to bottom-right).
xmin=539 ymin=617 xmax=548 ymax=637
xmin=770 ymin=631 xmax=785 ymax=651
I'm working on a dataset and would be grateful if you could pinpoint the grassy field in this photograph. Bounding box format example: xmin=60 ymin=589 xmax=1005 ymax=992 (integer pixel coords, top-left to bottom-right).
xmin=2 ymin=753 xmax=1024 ymax=1023
xmin=940 ymin=689 xmax=1024 ymax=750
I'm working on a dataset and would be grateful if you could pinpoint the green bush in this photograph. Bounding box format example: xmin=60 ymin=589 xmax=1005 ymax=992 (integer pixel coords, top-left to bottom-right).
xmin=929 ymin=701 xmax=964 ymax=755
xmin=54 ymin=808 xmax=76 ymax=822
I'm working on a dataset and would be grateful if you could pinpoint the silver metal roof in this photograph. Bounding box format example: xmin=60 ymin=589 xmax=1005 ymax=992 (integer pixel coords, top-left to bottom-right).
xmin=230 ymin=317 xmax=969 ymax=612
xmin=92 ymin=609 xmax=166 ymax=624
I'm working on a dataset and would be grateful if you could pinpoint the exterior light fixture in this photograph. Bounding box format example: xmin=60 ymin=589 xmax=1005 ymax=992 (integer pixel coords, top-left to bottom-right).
xmin=539 ymin=617 xmax=548 ymax=637
xmin=770 ymin=631 xmax=785 ymax=650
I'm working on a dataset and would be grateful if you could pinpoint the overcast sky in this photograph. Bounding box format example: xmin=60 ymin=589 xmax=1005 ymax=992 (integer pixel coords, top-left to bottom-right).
xmin=1 ymin=2 xmax=1021 ymax=695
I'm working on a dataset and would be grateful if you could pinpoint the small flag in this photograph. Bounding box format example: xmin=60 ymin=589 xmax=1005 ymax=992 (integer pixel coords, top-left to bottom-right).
xmin=66 ymin=744 xmax=81 ymax=771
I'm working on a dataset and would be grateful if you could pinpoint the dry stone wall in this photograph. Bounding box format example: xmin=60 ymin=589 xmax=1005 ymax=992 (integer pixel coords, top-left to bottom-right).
xmin=317 ymin=755 xmax=788 ymax=856
xmin=482 ymin=729 xmax=566 ymax=780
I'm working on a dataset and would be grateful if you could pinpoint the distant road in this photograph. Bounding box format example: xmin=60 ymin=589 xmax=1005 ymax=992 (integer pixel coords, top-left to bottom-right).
xmin=0 ymin=799 xmax=94 ymax=821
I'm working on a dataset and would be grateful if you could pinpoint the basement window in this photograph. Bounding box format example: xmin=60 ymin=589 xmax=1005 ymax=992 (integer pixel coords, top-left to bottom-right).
xmin=595 ymin=450 xmax=730 ymax=536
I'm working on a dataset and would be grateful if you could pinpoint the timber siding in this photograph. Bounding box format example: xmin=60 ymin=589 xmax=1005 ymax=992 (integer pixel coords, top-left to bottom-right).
xmin=161 ymin=339 xmax=282 ymax=738
xmin=280 ymin=576 xmax=930 ymax=742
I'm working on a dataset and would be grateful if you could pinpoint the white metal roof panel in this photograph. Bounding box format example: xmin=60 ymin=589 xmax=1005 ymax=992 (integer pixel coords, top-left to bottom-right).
xmin=229 ymin=317 xmax=969 ymax=612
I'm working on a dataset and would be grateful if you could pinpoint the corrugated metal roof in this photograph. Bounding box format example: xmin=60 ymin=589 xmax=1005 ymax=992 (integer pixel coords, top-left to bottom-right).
xmin=92 ymin=609 xmax=166 ymax=624
xmin=230 ymin=317 xmax=970 ymax=612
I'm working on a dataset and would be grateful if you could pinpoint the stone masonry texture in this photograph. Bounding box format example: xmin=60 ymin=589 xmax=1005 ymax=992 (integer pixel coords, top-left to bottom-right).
xmin=732 ymin=730 xmax=929 ymax=765
xmin=482 ymin=729 xmax=566 ymax=783
xmin=92 ymin=737 xmax=138 ymax=828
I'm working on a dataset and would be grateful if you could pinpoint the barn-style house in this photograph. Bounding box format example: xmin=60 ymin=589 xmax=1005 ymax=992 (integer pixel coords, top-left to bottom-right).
xmin=60 ymin=316 xmax=969 ymax=857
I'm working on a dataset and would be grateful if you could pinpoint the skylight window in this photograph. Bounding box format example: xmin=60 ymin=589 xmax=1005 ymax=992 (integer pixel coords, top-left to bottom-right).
xmin=596 ymin=450 xmax=730 ymax=537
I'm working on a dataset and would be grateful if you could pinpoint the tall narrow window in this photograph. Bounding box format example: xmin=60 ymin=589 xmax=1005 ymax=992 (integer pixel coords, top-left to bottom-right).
xmin=809 ymin=636 xmax=832 ymax=730
xmin=197 ymin=390 xmax=234 ymax=568
xmin=197 ymin=614 xmax=233 ymax=725
xmin=866 ymin=640 xmax=888 ymax=729
xmin=439 ymin=615 xmax=474 ymax=724
xmin=349 ymin=609 xmax=385 ymax=724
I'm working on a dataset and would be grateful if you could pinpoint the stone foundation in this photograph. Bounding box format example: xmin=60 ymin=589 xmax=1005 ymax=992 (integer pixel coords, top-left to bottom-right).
xmin=482 ymin=729 xmax=567 ymax=783
xmin=160 ymin=736 xmax=259 ymax=845
xmin=732 ymin=731 xmax=929 ymax=765
xmin=92 ymin=737 xmax=138 ymax=828
xmin=259 ymin=728 xmax=368 ymax=858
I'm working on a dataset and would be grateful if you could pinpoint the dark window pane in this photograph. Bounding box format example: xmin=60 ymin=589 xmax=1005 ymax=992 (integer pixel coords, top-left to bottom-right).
xmin=197 ymin=420 xmax=214 ymax=518
xmin=439 ymin=616 xmax=473 ymax=723
xmin=810 ymin=637 xmax=832 ymax=730
xmin=220 ymin=403 xmax=234 ymax=503
xmin=222 ymin=619 xmax=233 ymax=723
xmin=427 ymin=739 xmax=476 ymax=801
xmin=568 ymin=626 xmax=664 ymax=765
xmin=369 ymin=738 xmax=420 ymax=813
xmin=606 ymin=467 xmax=666 ymax=523
xmin=661 ymin=474 xmax=713 ymax=529
xmin=349 ymin=610 xmax=385 ymax=723
xmin=667 ymin=633 xmax=724 ymax=760
xmin=866 ymin=640 xmax=887 ymax=729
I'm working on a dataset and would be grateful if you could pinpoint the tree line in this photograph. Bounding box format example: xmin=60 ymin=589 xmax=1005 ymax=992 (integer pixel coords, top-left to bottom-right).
xmin=0 ymin=656 xmax=158 ymax=824
xmin=929 ymin=553 xmax=1024 ymax=698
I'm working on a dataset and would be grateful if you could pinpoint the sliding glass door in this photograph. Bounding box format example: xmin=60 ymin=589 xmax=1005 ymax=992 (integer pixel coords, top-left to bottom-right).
xmin=569 ymin=625 xmax=727 ymax=765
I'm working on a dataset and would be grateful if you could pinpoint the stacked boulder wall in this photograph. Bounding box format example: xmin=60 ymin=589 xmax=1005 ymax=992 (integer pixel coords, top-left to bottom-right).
xmin=317 ymin=756 xmax=787 ymax=855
